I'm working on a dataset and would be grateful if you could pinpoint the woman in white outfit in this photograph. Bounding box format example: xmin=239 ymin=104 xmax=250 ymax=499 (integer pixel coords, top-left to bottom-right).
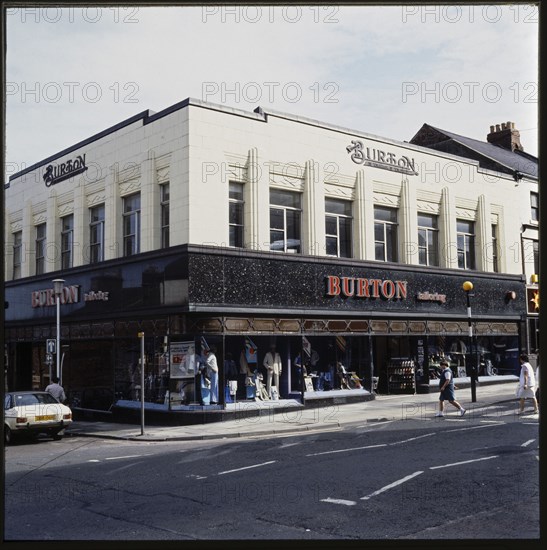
xmin=518 ymin=354 xmax=539 ymax=414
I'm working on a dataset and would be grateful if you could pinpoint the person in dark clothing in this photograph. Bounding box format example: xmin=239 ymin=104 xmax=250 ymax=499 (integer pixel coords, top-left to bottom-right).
xmin=435 ymin=360 xmax=466 ymax=417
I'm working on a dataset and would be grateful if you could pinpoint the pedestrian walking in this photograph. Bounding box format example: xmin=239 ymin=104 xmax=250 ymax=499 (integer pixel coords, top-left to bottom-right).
xmin=205 ymin=346 xmax=219 ymax=404
xmin=517 ymin=354 xmax=539 ymax=415
xmin=45 ymin=376 xmax=66 ymax=403
xmin=435 ymin=360 xmax=466 ymax=417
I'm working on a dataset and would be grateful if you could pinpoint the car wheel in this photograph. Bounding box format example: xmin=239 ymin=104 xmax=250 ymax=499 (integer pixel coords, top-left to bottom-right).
xmin=4 ymin=425 xmax=12 ymax=445
xmin=50 ymin=429 xmax=63 ymax=441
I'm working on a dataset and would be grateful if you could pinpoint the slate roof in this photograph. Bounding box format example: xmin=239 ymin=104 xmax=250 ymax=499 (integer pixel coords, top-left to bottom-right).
xmin=410 ymin=124 xmax=538 ymax=179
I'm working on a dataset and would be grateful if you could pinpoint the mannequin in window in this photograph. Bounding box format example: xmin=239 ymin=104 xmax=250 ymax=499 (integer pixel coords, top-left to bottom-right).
xmin=263 ymin=344 xmax=282 ymax=398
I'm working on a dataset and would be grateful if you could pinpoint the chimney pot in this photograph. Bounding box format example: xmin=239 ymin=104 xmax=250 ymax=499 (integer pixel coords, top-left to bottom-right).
xmin=501 ymin=123 xmax=507 ymax=130
xmin=507 ymin=121 xmax=511 ymax=128
xmin=490 ymin=125 xmax=495 ymax=133
xmin=495 ymin=124 xmax=501 ymax=132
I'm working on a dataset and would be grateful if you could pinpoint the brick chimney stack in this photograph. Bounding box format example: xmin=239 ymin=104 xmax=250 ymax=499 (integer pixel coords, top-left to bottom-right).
xmin=486 ymin=121 xmax=524 ymax=152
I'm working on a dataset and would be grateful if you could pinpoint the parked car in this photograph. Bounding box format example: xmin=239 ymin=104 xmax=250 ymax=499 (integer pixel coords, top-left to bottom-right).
xmin=4 ymin=391 xmax=72 ymax=444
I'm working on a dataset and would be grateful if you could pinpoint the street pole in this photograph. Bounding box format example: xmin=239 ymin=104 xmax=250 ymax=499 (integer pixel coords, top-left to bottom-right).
xmin=138 ymin=331 xmax=145 ymax=435
xmin=52 ymin=279 xmax=65 ymax=384
xmin=463 ymin=281 xmax=477 ymax=403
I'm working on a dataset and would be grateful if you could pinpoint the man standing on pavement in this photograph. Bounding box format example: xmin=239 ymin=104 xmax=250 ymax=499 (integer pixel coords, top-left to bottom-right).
xmin=435 ymin=360 xmax=466 ymax=417
xmin=45 ymin=376 xmax=66 ymax=403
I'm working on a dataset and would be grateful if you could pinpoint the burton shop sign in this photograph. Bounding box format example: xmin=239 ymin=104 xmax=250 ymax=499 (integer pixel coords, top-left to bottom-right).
xmin=326 ymin=275 xmax=408 ymax=300
xmin=43 ymin=154 xmax=88 ymax=186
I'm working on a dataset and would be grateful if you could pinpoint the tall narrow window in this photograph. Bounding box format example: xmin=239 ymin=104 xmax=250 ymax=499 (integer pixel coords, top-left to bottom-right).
xmin=533 ymin=240 xmax=539 ymax=275
xmin=269 ymin=189 xmax=301 ymax=253
xmin=531 ymin=192 xmax=539 ymax=222
xmin=89 ymin=204 xmax=105 ymax=263
xmin=61 ymin=215 xmax=74 ymax=269
xmin=374 ymin=206 xmax=398 ymax=262
xmin=457 ymin=220 xmax=475 ymax=269
xmin=123 ymin=193 xmax=141 ymax=257
xmin=325 ymin=198 xmax=352 ymax=258
xmin=35 ymin=223 xmax=46 ymax=275
xmin=491 ymin=225 xmax=499 ymax=273
xmin=12 ymin=231 xmax=22 ymax=279
xmin=160 ymin=183 xmax=170 ymax=248
xmin=229 ymin=182 xmax=244 ymax=247
xmin=417 ymin=213 xmax=439 ymax=266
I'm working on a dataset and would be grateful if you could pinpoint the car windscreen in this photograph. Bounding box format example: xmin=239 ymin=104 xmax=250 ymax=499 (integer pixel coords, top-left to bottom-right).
xmin=13 ymin=393 xmax=59 ymax=406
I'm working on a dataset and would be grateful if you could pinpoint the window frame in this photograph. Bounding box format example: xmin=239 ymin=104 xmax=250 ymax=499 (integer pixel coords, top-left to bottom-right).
xmin=417 ymin=213 xmax=439 ymax=267
xmin=229 ymin=181 xmax=244 ymax=248
xmin=61 ymin=214 xmax=74 ymax=270
xmin=123 ymin=193 xmax=141 ymax=257
xmin=12 ymin=231 xmax=22 ymax=279
xmin=160 ymin=183 xmax=170 ymax=249
xmin=531 ymin=192 xmax=539 ymax=222
xmin=269 ymin=189 xmax=302 ymax=254
xmin=325 ymin=198 xmax=353 ymax=258
xmin=374 ymin=205 xmax=398 ymax=262
xmin=89 ymin=204 xmax=105 ymax=264
xmin=457 ymin=219 xmax=476 ymax=270
xmin=35 ymin=223 xmax=46 ymax=275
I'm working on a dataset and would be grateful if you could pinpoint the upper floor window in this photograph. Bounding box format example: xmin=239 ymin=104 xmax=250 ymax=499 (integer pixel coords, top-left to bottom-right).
xmin=35 ymin=223 xmax=46 ymax=275
xmin=374 ymin=206 xmax=398 ymax=262
xmin=531 ymin=192 xmax=539 ymax=222
xmin=229 ymin=182 xmax=244 ymax=248
xmin=123 ymin=193 xmax=141 ymax=257
xmin=417 ymin=213 xmax=439 ymax=266
xmin=491 ymin=224 xmax=499 ymax=273
xmin=325 ymin=198 xmax=352 ymax=258
xmin=457 ymin=219 xmax=475 ymax=270
xmin=160 ymin=183 xmax=170 ymax=248
xmin=269 ymin=189 xmax=301 ymax=253
xmin=89 ymin=204 xmax=105 ymax=264
xmin=61 ymin=215 xmax=74 ymax=270
xmin=12 ymin=231 xmax=22 ymax=279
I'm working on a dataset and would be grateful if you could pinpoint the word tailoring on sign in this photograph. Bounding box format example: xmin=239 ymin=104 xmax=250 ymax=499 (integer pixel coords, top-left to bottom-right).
xmin=326 ymin=275 xmax=408 ymax=300
xmin=346 ymin=140 xmax=418 ymax=175
xmin=43 ymin=153 xmax=88 ymax=186
xmin=416 ymin=291 xmax=447 ymax=304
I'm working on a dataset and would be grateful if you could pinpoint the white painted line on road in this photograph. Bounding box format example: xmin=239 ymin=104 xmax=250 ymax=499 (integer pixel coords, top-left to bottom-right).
xmin=429 ymin=455 xmax=498 ymax=470
xmin=479 ymin=420 xmax=504 ymax=423
xmin=390 ymin=433 xmax=436 ymax=446
xmin=360 ymin=471 xmax=423 ymax=501
xmin=105 ymin=462 xmax=141 ymax=475
xmin=321 ymin=497 xmax=357 ymax=506
xmin=306 ymin=444 xmax=387 ymax=457
xmin=217 ymin=460 xmax=276 ymax=476
xmin=88 ymin=459 xmax=100 ymax=463
xmin=446 ymin=424 xmax=502 ymax=433
xmin=105 ymin=454 xmax=144 ymax=461
xmin=521 ymin=439 xmax=535 ymax=447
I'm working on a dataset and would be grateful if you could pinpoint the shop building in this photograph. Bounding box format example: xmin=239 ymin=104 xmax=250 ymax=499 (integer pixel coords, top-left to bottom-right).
xmin=4 ymin=98 xmax=533 ymax=417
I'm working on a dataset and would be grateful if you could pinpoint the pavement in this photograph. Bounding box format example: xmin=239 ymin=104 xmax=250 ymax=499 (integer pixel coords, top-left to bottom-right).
xmin=65 ymin=376 xmax=536 ymax=442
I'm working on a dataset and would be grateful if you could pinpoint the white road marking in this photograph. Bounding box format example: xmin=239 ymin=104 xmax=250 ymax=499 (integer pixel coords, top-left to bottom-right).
xmin=446 ymin=424 xmax=502 ymax=433
xmin=360 ymin=471 xmax=423 ymax=500
xmin=105 ymin=462 xmax=141 ymax=475
xmin=88 ymin=459 xmax=100 ymax=463
xmin=479 ymin=420 xmax=504 ymax=423
xmin=306 ymin=444 xmax=387 ymax=457
xmin=217 ymin=460 xmax=276 ymax=476
xmin=390 ymin=433 xmax=436 ymax=445
xmin=321 ymin=497 xmax=357 ymax=506
xmin=105 ymin=454 xmax=144 ymax=460
xmin=521 ymin=439 xmax=535 ymax=447
xmin=429 ymin=455 xmax=498 ymax=470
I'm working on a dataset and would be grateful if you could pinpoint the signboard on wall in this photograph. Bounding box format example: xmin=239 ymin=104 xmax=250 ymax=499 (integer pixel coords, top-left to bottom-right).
xmin=170 ymin=341 xmax=196 ymax=379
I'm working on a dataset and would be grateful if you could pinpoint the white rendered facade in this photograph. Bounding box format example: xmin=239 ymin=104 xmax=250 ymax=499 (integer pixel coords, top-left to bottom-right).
xmin=4 ymin=98 xmax=538 ymax=282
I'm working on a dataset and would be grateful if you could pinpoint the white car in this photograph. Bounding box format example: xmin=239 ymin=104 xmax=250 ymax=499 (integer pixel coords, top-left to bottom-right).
xmin=4 ymin=391 xmax=72 ymax=444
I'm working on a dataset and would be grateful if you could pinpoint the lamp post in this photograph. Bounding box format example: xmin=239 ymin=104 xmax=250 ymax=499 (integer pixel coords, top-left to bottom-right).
xmin=52 ymin=279 xmax=65 ymax=384
xmin=462 ymin=281 xmax=477 ymax=403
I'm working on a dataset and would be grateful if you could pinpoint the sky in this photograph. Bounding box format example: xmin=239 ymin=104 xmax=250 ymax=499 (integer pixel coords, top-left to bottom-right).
xmin=5 ymin=4 xmax=539 ymax=182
